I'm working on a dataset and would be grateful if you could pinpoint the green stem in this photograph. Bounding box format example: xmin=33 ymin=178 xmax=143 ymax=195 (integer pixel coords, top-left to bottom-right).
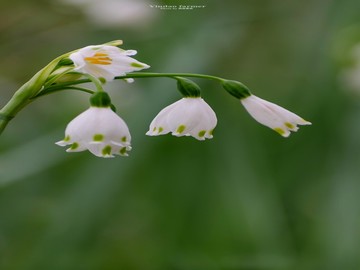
xmin=34 ymin=86 xmax=94 ymax=98
xmin=116 ymin=72 xmax=226 ymax=82
xmin=86 ymin=74 xmax=105 ymax=92
xmin=0 ymin=72 xmax=231 ymax=135
xmin=0 ymin=56 xmax=66 ymax=134
xmin=46 ymin=73 xmax=226 ymax=91
xmin=38 ymin=72 xmax=227 ymax=97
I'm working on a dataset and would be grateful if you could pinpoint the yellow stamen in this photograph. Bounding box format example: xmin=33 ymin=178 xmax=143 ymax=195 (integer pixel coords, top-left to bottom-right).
xmin=84 ymin=52 xmax=112 ymax=65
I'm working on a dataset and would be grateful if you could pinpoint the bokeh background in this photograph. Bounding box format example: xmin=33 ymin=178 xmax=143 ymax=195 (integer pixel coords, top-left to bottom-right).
xmin=1 ymin=0 xmax=360 ymax=269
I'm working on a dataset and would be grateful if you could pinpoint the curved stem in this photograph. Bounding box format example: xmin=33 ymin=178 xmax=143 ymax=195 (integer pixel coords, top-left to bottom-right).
xmin=48 ymin=72 xmax=227 ymax=90
xmin=86 ymin=74 xmax=105 ymax=92
xmin=0 ymin=72 xmax=230 ymax=135
xmin=115 ymin=72 xmax=226 ymax=82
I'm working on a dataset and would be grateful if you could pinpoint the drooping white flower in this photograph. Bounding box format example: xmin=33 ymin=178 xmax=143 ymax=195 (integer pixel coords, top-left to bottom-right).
xmin=241 ymin=95 xmax=311 ymax=137
xmin=146 ymin=97 xmax=217 ymax=140
xmin=69 ymin=45 xmax=149 ymax=81
xmin=56 ymin=107 xmax=131 ymax=158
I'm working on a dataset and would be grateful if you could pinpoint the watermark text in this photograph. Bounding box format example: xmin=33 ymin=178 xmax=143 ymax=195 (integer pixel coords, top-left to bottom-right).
xmin=149 ymin=5 xmax=206 ymax=11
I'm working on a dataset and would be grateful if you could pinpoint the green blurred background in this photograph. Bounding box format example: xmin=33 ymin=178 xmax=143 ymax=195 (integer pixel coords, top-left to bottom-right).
xmin=1 ymin=0 xmax=360 ymax=269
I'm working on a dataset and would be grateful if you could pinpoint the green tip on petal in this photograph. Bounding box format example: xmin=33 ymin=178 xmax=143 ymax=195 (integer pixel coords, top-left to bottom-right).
xmin=285 ymin=122 xmax=295 ymax=129
xmin=176 ymin=125 xmax=186 ymax=134
xmin=131 ymin=62 xmax=145 ymax=68
xmin=273 ymin=128 xmax=288 ymax=137
xmin=70 ymin=142 xmax=79 ymax=150
xmin=102 ymin=145 xmax=112 ymax=156
xmin=198 ymin=130 xmax=206 ymax=137
xmin=93 ymin=134 xmax=104 ymax=142
xmin=120 ymin=147 xmax=127 ymax=155
xmin=64 ymin=135 xmax=71 ymax=142
xmin=105 ymin=40 xmax=123 ymax=46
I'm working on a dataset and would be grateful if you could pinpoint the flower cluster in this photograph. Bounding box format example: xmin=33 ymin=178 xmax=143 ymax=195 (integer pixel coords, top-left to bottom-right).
xmin=0 ymin=41 xmax=311 ymax=158
xmin=52 ymin=43 xmax=312 ymax=158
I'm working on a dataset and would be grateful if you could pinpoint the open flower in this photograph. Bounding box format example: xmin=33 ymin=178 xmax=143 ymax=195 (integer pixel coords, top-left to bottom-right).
xmin=241 ymin=95 xmax=311 ymax=137
xmin=56 ymin=107 xmax=131 ymax=158
xmin=146 ymin=97 xmax=217 ymax=140
xmin=69 ymin=45 xmax=149 ymax=81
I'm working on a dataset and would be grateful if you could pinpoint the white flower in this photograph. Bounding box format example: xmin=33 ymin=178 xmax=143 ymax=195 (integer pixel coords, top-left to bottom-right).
xmin=146 ymin=97 xmax=217 ymax=140
xmin=69 ymin=45 xmax=149 ymax=81
xmin=241 ymin=95 xmax=311 ymax=137
xmin=56 ymin=107 xmax=131 ymax=158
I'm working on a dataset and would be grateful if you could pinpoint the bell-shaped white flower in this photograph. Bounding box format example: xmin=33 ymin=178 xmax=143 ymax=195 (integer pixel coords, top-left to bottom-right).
xmin=146 ymin=97 xmax=217 ymax=140
xmin=69 ymin=45 xmax=149 ymax=81
xmin=56 ymin=107 xmax=131 ymax=158
xmin=241 ymin=95 xmax=311 ymax=137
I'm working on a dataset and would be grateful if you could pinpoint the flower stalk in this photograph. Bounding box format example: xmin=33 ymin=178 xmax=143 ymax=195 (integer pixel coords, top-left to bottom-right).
xmin=0 ymin=55 xmax=68 ymax=134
